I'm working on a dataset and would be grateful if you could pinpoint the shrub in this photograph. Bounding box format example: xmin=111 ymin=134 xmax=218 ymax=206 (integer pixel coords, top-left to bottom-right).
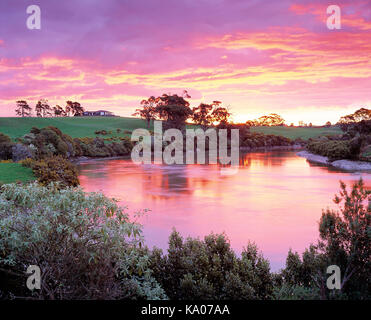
xmin=240 ymin=132 xmax=293 ymax=148
xmin=20 ymin=127 xmax=70 ymax=159
xmin=95 ymin=130 xmax=108 ymax=135
xmin=27 ymin=156 xmax=80 ymax=188
xmin=0 ymin=183 xmax=166 ymax=300
xmin=307 ymin=139 xmax=353 ymax=160
xmin=0 ymin=133 xmax=14 ymax=160
xmin=149 ymin=230 xmax=273 ymax=300
xmin=276 ymin=179 xmax=370 ymax=300
xmin=11 ymin=144 xmax=32 ymax=162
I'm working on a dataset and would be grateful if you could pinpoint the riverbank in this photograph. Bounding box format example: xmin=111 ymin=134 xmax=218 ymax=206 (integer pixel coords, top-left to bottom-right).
xmin=73 ymin=145 xmax=305 ymax=164
xmin=297 ymin=151 xmax=371 ymax=171
xmin=71 ymin=155 xmax=131 ymax=164
xmin=241 ymin=144 xmax=304 ymax=152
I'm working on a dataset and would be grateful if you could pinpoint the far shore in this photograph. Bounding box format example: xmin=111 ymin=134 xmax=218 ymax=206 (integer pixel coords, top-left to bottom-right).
xmin=72 ymin=145 xmax=305 ymax=165
xmin=297 ymin=151 xmax=371 ymax=171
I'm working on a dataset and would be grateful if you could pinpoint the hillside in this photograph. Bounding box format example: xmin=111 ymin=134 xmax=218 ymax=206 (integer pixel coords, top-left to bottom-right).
xmin=0 ymin=117 xmax=342 ymax=140
xmin=0 ymin=117 xmax=149 ymax=139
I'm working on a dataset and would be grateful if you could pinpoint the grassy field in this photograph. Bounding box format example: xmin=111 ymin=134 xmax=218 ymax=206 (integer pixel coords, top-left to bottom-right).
xmin=0 ymin=117 xmax=342 ymax=140
xmin=251 ymin=125 xmax=342 ymax=140
xmin=0 ymin=117 xmax=149 ymax=139
xmin=0 ymin=163 xmax=35 ymax=184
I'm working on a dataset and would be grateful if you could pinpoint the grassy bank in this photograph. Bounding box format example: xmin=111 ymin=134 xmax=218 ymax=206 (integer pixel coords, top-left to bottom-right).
xmin=0 ymin=117 xmax=341 ymax=140
xmin=0 ymin=163 xmax=35 ymax=184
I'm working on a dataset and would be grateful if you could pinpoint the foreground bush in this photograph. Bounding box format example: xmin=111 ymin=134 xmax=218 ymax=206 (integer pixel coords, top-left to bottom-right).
xmin=149 ymin=231 xmax=273 ymax=300
xmin=275 ymin=179 xmax=370 ymax=300
xmin=0 ymin=183 xmax=166 ymax=300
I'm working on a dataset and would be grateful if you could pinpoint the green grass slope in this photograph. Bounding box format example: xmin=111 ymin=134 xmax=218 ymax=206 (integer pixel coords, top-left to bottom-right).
xmin=0 ymin=163 xmax=35 ymax=184
xmin=251 ymin=126 xmax=342 ymax=140
xmin=0 ymin=117 xmax=149 ymax=139
xmin=0 ymin=117 xmax=342 ymax=140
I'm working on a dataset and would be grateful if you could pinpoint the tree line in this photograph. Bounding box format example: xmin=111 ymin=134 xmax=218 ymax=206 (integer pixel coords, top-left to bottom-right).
xmin=15 ymin=99 xmax=84 ymax=117
xmin=132 ymin=90 xmax=232 ymax=129
xmin=133 ymin=91 xmax=290 ymax=129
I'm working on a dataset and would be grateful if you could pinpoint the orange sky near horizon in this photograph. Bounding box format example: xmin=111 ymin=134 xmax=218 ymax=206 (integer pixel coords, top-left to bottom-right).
xmin=0 ymin=0 xmax=370 ymax=125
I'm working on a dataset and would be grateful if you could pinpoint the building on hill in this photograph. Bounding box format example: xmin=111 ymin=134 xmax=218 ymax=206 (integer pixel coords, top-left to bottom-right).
xmin=82 ymin=110 xmax=115 ymax=117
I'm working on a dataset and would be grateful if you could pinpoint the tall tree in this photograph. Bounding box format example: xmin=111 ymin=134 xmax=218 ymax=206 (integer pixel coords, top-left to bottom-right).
xmin=138 ymin=90 xmax=193 ymax=129
xmin=15 ymin=100 xmax=32 ymax=117
xmin=133 ymin=96 xmax=156 ymax=128
xmin=65 ymin=101 xmax=84 ymax=116
xmin=211 ymin=104 xmax=231 ymax=126
xmin=257 ymin=113 xmax=285 ymax=126
xmin=192 ymin=102 xmax=215 ymax=128
xmin=53 ymin=105 xmax=66 ymax=117
xmin=65 ymin=101 xmax=73 ymax=117
xmin=71 ymin=102 xmax=84 ymax=116
xmin=35 ymin=99 xmax=52 ymax=117
xmin=338 ymin=108 xmax=371 ymax=124
xmin=338 ymin=108 xmax=371 ymax=132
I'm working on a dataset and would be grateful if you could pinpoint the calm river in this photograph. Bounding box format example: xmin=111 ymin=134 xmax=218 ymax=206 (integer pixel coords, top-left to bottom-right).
xmin=77 ymin=151 xmax=370 ymax=271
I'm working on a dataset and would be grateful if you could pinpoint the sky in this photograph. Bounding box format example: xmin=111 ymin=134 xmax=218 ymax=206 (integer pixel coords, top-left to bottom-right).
xmin=0 ymin=0 xmax=370 ymax=125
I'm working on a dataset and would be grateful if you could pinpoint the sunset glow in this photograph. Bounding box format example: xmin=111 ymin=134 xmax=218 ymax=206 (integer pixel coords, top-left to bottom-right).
xmin=1 ymin=0 xmax=370 ymax=124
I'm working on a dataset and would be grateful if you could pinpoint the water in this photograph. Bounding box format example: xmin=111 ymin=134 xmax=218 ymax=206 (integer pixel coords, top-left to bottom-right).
xmin=77 ymin=151 xmax=370 ymax=271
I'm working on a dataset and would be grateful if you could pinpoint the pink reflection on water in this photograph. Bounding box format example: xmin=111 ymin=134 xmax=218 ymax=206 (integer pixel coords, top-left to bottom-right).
xmin=78 ymin=151 xmax=370 ymax=271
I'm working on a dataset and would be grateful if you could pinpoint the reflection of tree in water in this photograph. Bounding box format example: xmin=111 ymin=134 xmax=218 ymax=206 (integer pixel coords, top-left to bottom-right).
xmin=139 ymin=164 xmax=220 ymax=200
xmin=240 ymin=151 xmax=290 ymax=168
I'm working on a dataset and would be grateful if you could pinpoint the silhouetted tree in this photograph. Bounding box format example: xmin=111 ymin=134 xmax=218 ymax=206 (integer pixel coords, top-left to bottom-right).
xmin=338 ymin=108 xmax=371 ymax=132
xmin=150 ymin=90 xmax=193 ymax=129
xmin=71 ymin=102 xmax=84 ymax=116
xmin=246 ymin=120 xmax=258 ymax=127
xmin=53 ymin=105 xmax=66 ymax=117
xmin=211 ymin=104 xmax=231 ymax=127
xmin=15 ymin=100 xmax=32 ymax=117
xmin=133 ymin=96 xmax=156 ymax=128
xmin=65 ymin=101 xmax=73 ymax=117
xmin=35 ymin=99 xmax=52 ymax=117
xmin=338 ymin=108 xmax=371 ymax=124
xmin=65 ymin=101 xmax=84 ymax=116
xmin=257 ymin=113 xmax=285 ymax=126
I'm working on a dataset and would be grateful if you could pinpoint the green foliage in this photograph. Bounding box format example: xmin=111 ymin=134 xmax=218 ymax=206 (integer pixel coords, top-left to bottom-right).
xmin=0 ymin=133 xmax=14 ymax=160
xmin=317 ymin=179 xmax=370 ymax=299
xmin=273 ymin=284 xmax=321 ymax=300
xmin=240 ymin=131 xmax=293 ymax=148
xmin=307 ymin=139 xmax=353 ymax=160
xmin=0 ymin=183 xmax=166 ymax=300
xmin=149 ymin=230 xmax=273 ymax=300
xmin=306 ymin=133 xmax=370 ymax=161
xmin=19 ymin=126 xmax=72 ymax=159
xmin=73 ymin=137 xmax=132 ymax=157
xmin=17 ymin=126 xmax=133 ymax=160
xmin=276 ymin=179 xmax=371 ymax=300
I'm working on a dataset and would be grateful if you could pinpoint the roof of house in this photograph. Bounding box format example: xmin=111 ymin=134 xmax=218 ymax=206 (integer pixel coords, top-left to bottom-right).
xmin=84 ymin=110 xmax=113 ymax=113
